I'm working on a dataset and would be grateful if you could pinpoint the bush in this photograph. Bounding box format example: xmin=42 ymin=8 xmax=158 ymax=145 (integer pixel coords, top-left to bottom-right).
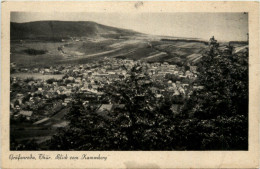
xmin=24 ymin=48 xmax=47 ymax=55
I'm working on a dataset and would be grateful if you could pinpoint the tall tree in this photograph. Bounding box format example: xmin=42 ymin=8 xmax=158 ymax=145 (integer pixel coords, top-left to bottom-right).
xmin=49 ymin=65 xmax=177 ymax=150
xmin=178 ymin=40 xmax=248 ymax=150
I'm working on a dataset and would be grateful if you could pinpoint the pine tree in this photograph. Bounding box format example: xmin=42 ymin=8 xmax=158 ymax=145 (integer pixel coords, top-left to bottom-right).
xmin=177 ymin=38 xmax=248 ymax=150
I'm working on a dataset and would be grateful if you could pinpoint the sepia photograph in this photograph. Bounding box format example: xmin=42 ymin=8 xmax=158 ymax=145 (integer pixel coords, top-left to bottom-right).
xmin=9 ymin=11 xmax=249 ymax=151
xmin=1 ymin=1 xmax=260 ymax=169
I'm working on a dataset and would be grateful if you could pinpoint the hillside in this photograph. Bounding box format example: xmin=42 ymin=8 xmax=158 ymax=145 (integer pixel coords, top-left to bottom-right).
xmin=10 ymin=21 xmax=215 ymax=67
xmin=11 ymin=21 xmax=140 ymax=40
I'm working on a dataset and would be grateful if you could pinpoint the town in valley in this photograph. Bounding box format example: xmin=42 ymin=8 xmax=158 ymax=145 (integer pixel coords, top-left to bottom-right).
xmin=10 ymin=13 xmax=249 ymax=150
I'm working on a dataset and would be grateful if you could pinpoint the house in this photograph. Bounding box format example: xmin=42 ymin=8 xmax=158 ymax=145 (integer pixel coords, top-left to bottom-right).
xmin=193 ymin=85 xmax=204 ymax=90
xmin=73 ymin=69 xmax=80 ymax=73
xmin=190 ymin=66 xmax=197 ymax=72
xmin=11 ymin=62 xmax=16 ymax=68
xmin=66 ymin=84 xmax=72 ymax=88
xmin=75 ymin=78 xmax=82 ymax=84
xmin=10 ymin=103 xmax=14 ymax=109
xmin=182 ymin=83 xmax=189 ymax=87
xmin=167 ymin=80 xmax=173 ymax=86
xmin=73 ymin=83 xmax=80 ymax=88
xmin=168 ymin=87 xmax=175 ymax=92
xmin=92 ymin=85 xmax=99 ymax=90
xmin=82 ymin=101 xmax=89 ymax=105
xmin=28 ymin=81 xmax=34 ymax=86
xmin=121 ymin=70 xmax=127 ymax=75
xmin=168 ymin=65 xmax=176 ymax=69
xmin=173 ymin=90 xmax=180 ymax=96
xmin=124 ymin=59 xmax=134 ymax=64
xmin=68 ymin=77 xmax=74 ymax=81
xmin=63 ymin=89 xmax=72 ymax=96
xmin=176 ymin=81 xmax=181 ymax=86
xmin=29 ymin=97 xmax=34 ymax=101
xmin=172 ymin=83 xmax=177 ymax=89
xmin=185 ymin=70 xmax=192 ymax=76
xmin=19 ymin=110 xmax=33 ymax=120
xmin=17 ymin=98 xmax=23 ymax=105
xmin=44 ymin=69 xmax=50 ymax=73
xmin=163 ymin=62 xmax=169 ymax=65
xmin=17 ymin=93 xmax=24 ymax=98
xmin=96 ymin=104 xmax=113 ymax=119
xmin=171 ymin=104 xmax=181 ymax=114
xmin=56 ymin=90 xmax=61 ymax=95
xmin=97 ymin=104 xmax=113 ymax=112
xmin=21 ymin=68 xmax=28 ymax=72
xmin=156 ymin=94 xmax=162 ymax=98
xmin=178 ymin=71 xmax=184 ymax=76
xmin=33 ymin=68 xmax=39 ymax=73
xmin=62 ymin=98 xmax=72 ymax=106
xmin=179 ymin=87 xmax=185 ymax=95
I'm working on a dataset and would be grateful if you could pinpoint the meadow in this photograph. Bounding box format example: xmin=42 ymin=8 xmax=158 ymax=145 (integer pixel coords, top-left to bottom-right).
xmin=11 ymin=73 xmax=64 ymax=80
xmin=11 ymin=36 xmax=208 ymax=68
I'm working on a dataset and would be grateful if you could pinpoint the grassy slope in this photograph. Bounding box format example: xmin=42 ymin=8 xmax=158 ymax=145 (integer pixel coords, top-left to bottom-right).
xmin=10 ymin=21 xmax=210 ymax=67
xmin=11 ymin=21 xmax=140 ymax=40
xmin=11 ymin=38 xmax=210 ymax=67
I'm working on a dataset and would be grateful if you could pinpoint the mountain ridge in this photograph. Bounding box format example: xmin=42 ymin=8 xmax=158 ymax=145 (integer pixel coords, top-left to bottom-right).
xmin=11 ymin=20 xmax=142 ymax=40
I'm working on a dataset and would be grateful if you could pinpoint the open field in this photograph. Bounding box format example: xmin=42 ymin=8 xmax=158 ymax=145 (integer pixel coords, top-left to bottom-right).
xmin=11 ymin=36 xmax=210 ymax=67
xmin=11 ymin=41 xmax=66 ymax=67
xmin=11 ymin=73 xmax=64 ymax=80
xmin=11 ymin=21 xmax=248 ymax=68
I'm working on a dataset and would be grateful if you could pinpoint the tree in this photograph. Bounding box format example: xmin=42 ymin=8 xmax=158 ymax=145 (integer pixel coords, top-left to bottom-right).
xmin=101 ymin=65 xmax=180 ymax=150
xmin=10 ymin=137 xmax=40 ymax=150
xmin=48 ymin=65 xmax=177 ymax=150
xmin=177 ymin=40 xmax=248 ymax=150
xmin=46 ymin=78 xmax=56 ymax=84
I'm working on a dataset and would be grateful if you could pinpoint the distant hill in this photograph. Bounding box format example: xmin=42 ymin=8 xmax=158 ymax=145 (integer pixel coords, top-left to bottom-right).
xmin=13 ymin=21 xmax=246 ymax=67
xmin=11 ymin=21 xmax=141 ymax=40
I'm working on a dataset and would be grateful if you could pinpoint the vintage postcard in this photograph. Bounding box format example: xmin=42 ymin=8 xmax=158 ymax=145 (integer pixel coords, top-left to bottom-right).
xmin=1 ymin=1 xmax=259 ymax=168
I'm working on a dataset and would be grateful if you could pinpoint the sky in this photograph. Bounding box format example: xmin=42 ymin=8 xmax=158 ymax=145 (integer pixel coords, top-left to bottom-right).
xmin=11 ymin=12 xmax=248 ymax=42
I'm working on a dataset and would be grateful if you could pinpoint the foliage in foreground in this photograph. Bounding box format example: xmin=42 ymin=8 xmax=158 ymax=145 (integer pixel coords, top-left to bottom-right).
xmin=178 ymin=46 xmax=248 ymax=150
xmin=12 ymin=43 xmax=248 ymax=150
xmin=48 ymin=66 xmax=179 ymax=150
xmin=48 ymin=45 xmax=248 ymax=150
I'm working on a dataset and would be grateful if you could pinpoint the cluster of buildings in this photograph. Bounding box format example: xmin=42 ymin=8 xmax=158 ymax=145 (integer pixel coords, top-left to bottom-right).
xmin=10 ymin=57 xmax=202 ymax=123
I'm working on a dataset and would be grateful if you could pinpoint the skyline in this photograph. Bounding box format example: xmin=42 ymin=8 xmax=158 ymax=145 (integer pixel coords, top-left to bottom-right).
xmin=11 ymin=12 xmax=248 ymax=42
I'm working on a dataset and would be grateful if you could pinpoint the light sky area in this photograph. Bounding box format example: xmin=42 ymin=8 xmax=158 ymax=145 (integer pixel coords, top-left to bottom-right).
xmin=11 ymin=12 xmax=248 ymax=42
